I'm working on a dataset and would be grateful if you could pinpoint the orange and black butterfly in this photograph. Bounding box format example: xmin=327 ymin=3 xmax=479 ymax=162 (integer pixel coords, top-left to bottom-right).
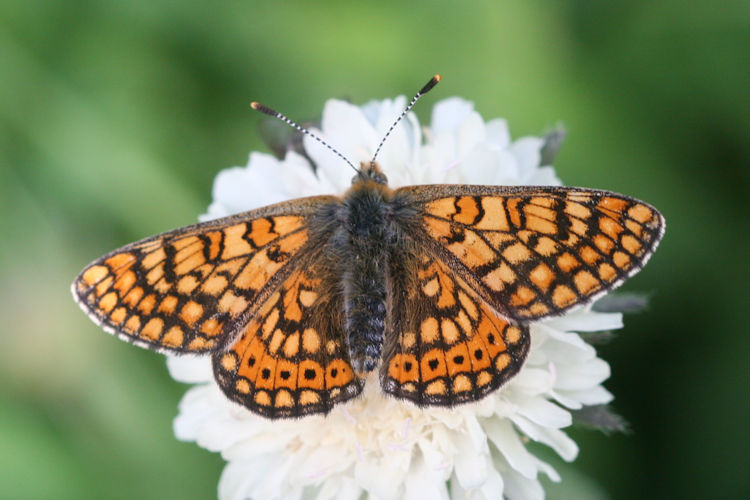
xmin=72 ymin=76 xmax=665 ymax=418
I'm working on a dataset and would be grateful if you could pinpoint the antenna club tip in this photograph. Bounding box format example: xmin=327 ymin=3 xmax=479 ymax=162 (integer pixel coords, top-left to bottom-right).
xmin=419 ymin=74 xmax=442 ymax=95
xmin=250 ymin=101 xmax=278 ymax=116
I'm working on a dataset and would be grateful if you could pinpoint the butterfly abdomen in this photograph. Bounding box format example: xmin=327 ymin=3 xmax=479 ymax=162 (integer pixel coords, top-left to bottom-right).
xmin=339 ymin=181 xmax=396 ymax=373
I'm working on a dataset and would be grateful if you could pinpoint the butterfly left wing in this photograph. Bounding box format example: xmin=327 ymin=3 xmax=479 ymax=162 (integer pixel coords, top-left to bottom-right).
xmin=395 ymin=185 xmax=665 ymax=322
xmin=72 ymin=197 xmax=335 ymax=353
xmin=381 ymin=247 xmax=530 ymax=406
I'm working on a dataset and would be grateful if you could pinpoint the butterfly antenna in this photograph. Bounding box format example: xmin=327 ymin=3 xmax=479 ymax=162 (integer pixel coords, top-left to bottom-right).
xmin=250 ymin=101 xmax=359 ymax=174
xmin=370 ymin=74 xmax=442 ymax=166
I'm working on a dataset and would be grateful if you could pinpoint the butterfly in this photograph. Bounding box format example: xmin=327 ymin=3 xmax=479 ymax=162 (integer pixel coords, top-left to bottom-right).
xmin=72 ymin=75 xmax=665 ymax=418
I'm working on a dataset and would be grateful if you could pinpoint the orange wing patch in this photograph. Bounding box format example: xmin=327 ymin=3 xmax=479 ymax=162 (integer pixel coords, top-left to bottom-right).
xmin=73 ymin=213 xmax=309 ymax=353
xmin=213 ymin=264 xmax=362 ymax=418
xmin=411 ymin=187 xmax=665 ymax=321
xmin=381 ymin=252 xmax=530 ymax=406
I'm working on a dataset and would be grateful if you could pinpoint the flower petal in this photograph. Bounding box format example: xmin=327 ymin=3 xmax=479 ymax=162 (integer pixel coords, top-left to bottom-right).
xmin=403 ymin=455 xmax=450 ymax=500
xmin=484 ymin=118 xmax=511 ymax=149
xmin=509 ymin=136 xmax=544 ymax=180
xmin=485 ymin=418 xmax=537 ymax=479
xmin=544 ymin=310 xmax=624 ymax=333
xmin=453 ymin=435 xmax=490 ymax=489
xmin=503 ymin=466 xmax=546 ymax=500
xmin=515 ymin=397 xmax=572 ymax=429
xmin=430 ymin=97 xmax=475 ymax=134
xmin=509 ymin=414 xmax=579 ymax=461
xmin=166 ymin=355 xmax=212 ymax=384
xmin=555 ymin=358 xmax=611 ymax=391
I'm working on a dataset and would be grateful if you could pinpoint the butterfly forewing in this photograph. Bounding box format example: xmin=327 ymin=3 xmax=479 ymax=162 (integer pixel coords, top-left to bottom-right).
xmin=397 ymin=185 xmax=665 ymax=322
xmin=382 ymin=246 xmax=530 ymax=405
xmin=72 ymin=196 xmax=337 ymax=353
xmin=213 ymin=254 xmax=363 ymax=418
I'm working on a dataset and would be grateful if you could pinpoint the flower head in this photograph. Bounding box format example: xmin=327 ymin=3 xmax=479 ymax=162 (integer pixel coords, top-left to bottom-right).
xmin=170 ymin=96 xmax=623 ymax=499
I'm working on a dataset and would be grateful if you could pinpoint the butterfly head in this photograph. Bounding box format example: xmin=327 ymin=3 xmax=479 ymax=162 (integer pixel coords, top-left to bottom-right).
xmin=354 ymin=162 xmax=388 ymax=186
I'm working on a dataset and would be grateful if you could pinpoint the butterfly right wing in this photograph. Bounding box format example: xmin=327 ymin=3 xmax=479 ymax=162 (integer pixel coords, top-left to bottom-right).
xmin=213 ymin=248 xmax=363 ymax=418
xmin=381 ymin=246 xmax=530 ymax=406
xmin=72 ymin=197 xmax=336 ymax=354
xmin=396 ymin=185 xmax=665 ymax=322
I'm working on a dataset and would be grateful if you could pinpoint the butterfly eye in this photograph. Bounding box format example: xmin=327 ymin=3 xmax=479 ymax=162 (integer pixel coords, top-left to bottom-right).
xmin=370 ymin=169 xmax=388 ymax=185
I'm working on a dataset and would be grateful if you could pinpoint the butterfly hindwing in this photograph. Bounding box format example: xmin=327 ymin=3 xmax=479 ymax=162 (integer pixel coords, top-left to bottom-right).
xmin=381 ymin=246 xmax=530 ymax=406
xmin=72 ymin=197 xmax=337 ymax=353
xmin=397 ymin=185 xmax=665 ymax=322
xmin=213 ymin=252 xmax=363 ymax=418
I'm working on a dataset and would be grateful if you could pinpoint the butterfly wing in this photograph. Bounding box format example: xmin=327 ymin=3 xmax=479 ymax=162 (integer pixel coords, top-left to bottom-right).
xmin=213 ymin=249 xmax=363 ymax=418
xmin=381 ymin=246 xmax=530 ymax=405
xmin=395 ymin=185 xmax=665 ymax=322
xmin=72 ymin=196 xmax=336 ymax=353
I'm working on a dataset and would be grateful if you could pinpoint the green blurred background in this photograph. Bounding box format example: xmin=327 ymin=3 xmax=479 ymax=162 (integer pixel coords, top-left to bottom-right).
xmin=1 ymin=1 xmax=748 ymax=498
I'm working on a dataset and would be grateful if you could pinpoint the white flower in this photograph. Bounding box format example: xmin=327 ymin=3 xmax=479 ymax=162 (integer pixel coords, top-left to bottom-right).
xmin=170 ymin=96 xmax=622 ymax=499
